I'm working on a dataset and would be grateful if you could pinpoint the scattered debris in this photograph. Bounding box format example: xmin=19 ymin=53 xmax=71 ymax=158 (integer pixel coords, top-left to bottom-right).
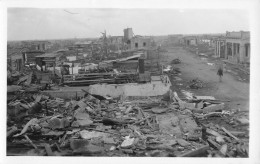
xmin=171 ymin=58 xmax=181 ymax=64
xmin=176 ymin=138 xmax=191 ymax=147
xmin=121 ymin=136 xmax=135 ymax=148
xmin=178 ymin=145 xmax=209 ymax=157
xmin=6 ymin=28 xmax=249 ymax=157
xmin=151 ymin=108 xmax=169 ymax=114
xmin=188 ymin=78 xmax=205 ymax=89
xmin=6 ymin=64 xmax=248 ymax=157
xmin=207 ymin=63 xmax=214 ymax=66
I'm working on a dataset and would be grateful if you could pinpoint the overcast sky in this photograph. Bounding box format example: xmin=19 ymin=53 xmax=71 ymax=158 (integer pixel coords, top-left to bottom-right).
xmin=7 ymin=8 xmax=249 ymax=41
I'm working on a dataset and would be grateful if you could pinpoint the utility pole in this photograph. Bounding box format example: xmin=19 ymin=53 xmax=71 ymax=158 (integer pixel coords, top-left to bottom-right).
xmin=157 ymin=44 xmax=160 ymax=71
xmin=100 ymin=30 xmax=108 ymax=61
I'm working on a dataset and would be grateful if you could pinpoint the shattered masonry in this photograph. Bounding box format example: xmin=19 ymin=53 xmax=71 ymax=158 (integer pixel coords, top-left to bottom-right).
xmin=7 ymin=28 xmax=249 ymax=157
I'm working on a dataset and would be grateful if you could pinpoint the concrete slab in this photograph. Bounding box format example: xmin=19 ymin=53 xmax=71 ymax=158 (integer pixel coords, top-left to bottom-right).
xmin=88 ymin=75 xmax=172 ymax=98
xmin=41 ymin=86 xmax=89 ymax=100
xmin=157 ymin=113 xmax=182 ymax=137
xmin=42 ymin=75 xmax=171 ymax=99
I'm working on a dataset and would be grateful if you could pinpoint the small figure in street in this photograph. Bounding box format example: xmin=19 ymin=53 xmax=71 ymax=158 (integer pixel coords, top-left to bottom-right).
xmin=217 ymin=66 xmax=223 ymax=82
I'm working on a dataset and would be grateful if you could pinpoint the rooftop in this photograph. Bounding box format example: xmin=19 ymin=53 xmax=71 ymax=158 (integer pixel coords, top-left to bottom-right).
xmin=75 ymin=41 xmax=92 ymax=45
xmin=226 ymin=31 xmax=250 ymax=39
xmin=35 ymin=53 xmax=60 ymax=58
xmin=7 ymin=47 xmax=30 ymax=56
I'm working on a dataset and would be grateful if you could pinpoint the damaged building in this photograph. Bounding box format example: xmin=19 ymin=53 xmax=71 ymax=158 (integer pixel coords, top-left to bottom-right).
xmin=7 ymin=47 xmax=29 ymax=72
xmin=225 ymin=31 xmax=250 ymax=64
xmin=21 ymin=40 xmax=52 ymax=52
xmin=180 ymin=36 xmax=198 ymax=46
xmin=124 ymin=28 xmax=153 ymax=50
xmin=214 ymin=36 xmax=226 ymax=58
xmin=213 ymin=31 xmax=250 ymax=64
xmin=7 ymin=31 xmax=250 ymax=157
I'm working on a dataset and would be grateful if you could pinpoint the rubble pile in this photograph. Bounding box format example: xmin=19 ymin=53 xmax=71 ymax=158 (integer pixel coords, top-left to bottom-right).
xmin=7 ymin=66 xmax=38 ymax=86
xmin=171 ymin=58 xmax=181 ymax=64
xmin=163 ymin=66 xmax=181 ymax=76
xmin=188 ymin=78 xmax=205 ymax=89
xmin=7 ymin=87 xmax=249 ymax=157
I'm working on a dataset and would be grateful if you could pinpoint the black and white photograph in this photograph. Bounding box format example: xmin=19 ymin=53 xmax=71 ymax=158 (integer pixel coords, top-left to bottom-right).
xmin=1 ymin=0 xmax=260 ymax=163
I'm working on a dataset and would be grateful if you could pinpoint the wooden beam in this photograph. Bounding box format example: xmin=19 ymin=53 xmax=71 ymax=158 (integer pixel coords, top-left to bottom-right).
xmin=178 ymin=145 xmax=209 ymax=157
xmin=221 ymin=127 xmax=240 ymax=141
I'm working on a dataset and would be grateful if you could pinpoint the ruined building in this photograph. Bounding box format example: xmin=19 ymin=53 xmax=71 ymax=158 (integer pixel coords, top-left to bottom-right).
xmin=225 ymin=31 xmax=250 ymax=64
xmin=180 ymin=36 xmax=198 ymax=46
xmin=214 ymin=31 xmax=250 ymax=64
xmin=214 ymin=37 xmax=226 ymax=58
xmin=124 ymin=28 xmax=152 ymax=50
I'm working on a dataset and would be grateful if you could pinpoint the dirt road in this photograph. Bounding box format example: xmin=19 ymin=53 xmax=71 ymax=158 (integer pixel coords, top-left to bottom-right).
xmin=160 ymin=46 xmax=249 ymax=111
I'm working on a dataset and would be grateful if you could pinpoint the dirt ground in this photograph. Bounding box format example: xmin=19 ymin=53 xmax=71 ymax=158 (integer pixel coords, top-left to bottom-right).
xmin=160 ymin=46 xmax=249 ymax=112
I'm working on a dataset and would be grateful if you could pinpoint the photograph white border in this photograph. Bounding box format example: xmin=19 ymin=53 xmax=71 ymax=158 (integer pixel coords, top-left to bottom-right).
xmin=1 ymin=0 xmax=259 ymax=164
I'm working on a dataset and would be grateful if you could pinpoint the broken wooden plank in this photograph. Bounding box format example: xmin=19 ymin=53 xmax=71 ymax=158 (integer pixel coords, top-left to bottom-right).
xmin=173 ymin=92 xmax=182 ymax=102
xmin=229 ymin=131 xmax=247 ymax=137
xmin=219 ymin=144 xmax=228 ymax=156
xmin=169 ymin=90 xmax=177 ymax=102
xmin=138 ymin=107 xmax=153 ymax=129
xmin=133 ymin=116 xmax=153 ymax=125
xmin=206 ymin=128 xmax=224 ymax=138
xmin=203 ymin=103 xmax=225 ymax=113
xmin=183 ymin=102 xmax=196 ymax=109
xmin=221 ymin=127 xmax=240 ymax=141
xmin=194 ymin=112 xmax=222 ymax=119
xmin=35 ymin=95 xmax=42 ymax=102
xmin=235 ymin=117 xmax=249 ymax=125
xmin=24 ymin=72 xmax=33 ymax=86
xmin=44 ymin=144 xmax=55 ymax=156
xmin=186 ymin=107 xmax=203 ymax=113
xmin=207 ymin=139 xmax=221 ymax=149
xmin=7 ymin=85 xmax=22 ymax=93
xmin=151 ymin=108 xmax=169 ymax=114
xmin=195 ymin=96 xmax=215 ymax=100
xmin=178 ymin=145 xmax=209 ymax=157
xmin=216 ymin=136 xmax=225 ymax=144
xmin=208 ymin=139 xmax=232 ymax=157
xmin=13 ymin=118 xmax=39 ymax=137
xmin=208 ymin=99 xmax=231 ymax=103
xmin=176 ymin=138 xmax=191 ymax=147
xmin=7 ymin=126 xmax=18 ymax=138
xmin=24 ymin=135 xmax=38 ymax=150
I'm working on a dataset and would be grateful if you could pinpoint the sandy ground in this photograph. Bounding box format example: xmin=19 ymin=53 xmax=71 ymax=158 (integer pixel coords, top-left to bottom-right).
xmin=160 ymin=46 xmax=249 ymax=111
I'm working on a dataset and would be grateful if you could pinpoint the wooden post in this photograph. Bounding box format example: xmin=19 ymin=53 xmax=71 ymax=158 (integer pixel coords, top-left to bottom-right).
xmin=231 ymin=43 xmax=234 ymax=57
xmin=72 ymin=62 xmax=74 ymax=75
xmin=53 ymin=61 xmax=56 ymax=82
xmin=10 ymin=56 xmax=12 ymax=74
xmin=224 ymin=42 xmax=227 ymax=59
xmin=53 ymin=61 xmax=55 ymax=75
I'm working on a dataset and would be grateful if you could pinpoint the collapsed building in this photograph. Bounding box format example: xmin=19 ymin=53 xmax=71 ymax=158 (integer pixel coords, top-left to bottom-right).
xmin=6 ymin=29 xmax=249 ymax=157
xmin=7 ymin=47 xmax=29 ymax=72
xmin=7 ymin=27 xmax=168 ymax=99
xmin=21 ymin=40 xmax=52 ymax=52
xmin=124 ymin=28 xmax=153 ymax=50
xmin=180 ymin=36 xmax=198 ymax=46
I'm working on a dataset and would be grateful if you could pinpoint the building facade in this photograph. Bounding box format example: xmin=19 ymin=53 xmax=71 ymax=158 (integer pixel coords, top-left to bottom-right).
xmin=214 ymin=37 xmax=226 ymax=58
xmin=182 ymin=36 xmax=197 ymax=46
xmin=225 ymin=31 xmax=250 ymax=64
xmin=129 ymin=36 xmax=152 ymax=50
